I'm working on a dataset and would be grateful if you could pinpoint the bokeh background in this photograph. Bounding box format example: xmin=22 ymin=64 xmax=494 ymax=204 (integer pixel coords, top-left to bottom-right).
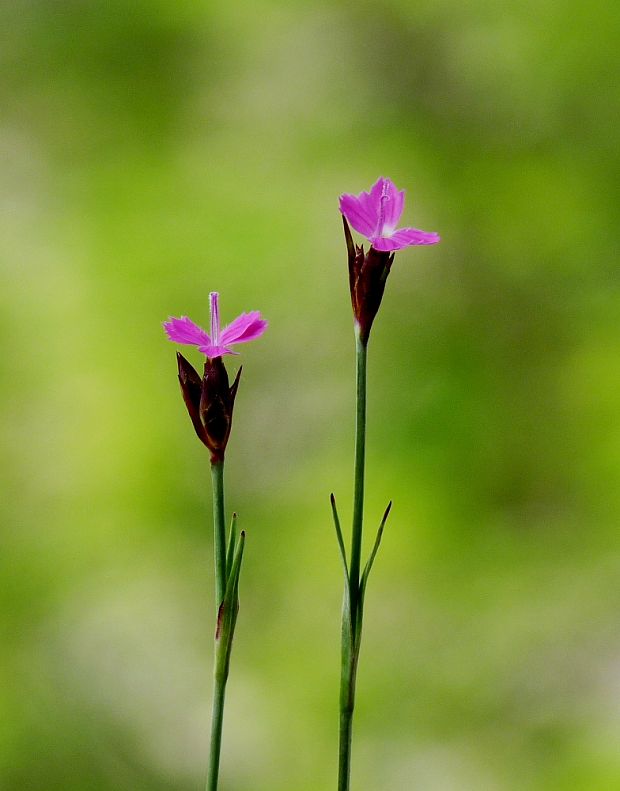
xmin=2 ymin=1 xmax=620 ymax=789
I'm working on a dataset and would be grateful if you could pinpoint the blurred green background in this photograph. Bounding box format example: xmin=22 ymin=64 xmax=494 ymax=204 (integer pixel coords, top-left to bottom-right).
xmin=2 ymin=1 xmax=620 ymax=789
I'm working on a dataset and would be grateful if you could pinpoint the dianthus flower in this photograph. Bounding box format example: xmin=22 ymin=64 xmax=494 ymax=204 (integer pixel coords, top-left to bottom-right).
xmin=339 ymin=176 xmax=439 ymax=252
xmin=339 ymin=177 xmax=440 ymax=342
xmin=164 ymin=292 xmax=267 ymax=359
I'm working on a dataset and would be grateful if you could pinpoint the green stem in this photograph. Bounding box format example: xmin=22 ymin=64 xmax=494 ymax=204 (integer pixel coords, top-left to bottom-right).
xmin=338 ymin=325 xmax=367 ymax=791
xmin=206 ymin=673 xmax=226 ymax=791
xmin=338 ymin=700 xmax=353 ymax=790
xmin=207 ymin=459 xmax=228 ymax=791
xmin=349 ymin=326 xmax=367 ymax=624
xmin=211 ymin=460 xmax=227 ymax=608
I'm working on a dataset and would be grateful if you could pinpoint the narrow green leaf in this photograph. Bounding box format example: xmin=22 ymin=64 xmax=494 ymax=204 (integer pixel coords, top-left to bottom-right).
xmin=354 ymin=501 xmax=391 ymax=654
xmin=225 ymin=512 xmax=238 ymax=581
xmin=216 ymin=530 xmax=245 ymax=642
xmin=225 ymin=529 xmax=245 ymax=604
xmin=229 ymin=529 xmax=245 ymax=633
xmin=359 ymin=500 xmax=392 ymax=603
xmin=330 ymin=493 xmax=350 ymax=585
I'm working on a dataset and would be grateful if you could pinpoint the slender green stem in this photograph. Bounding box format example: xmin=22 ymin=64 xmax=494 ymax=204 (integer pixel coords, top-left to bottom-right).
xmin=338 ymin=325 xmax=367 ymax=791
xmin=206 ymin=674 xmax=226 ymax=791
xmin=338 ymin=694 xmax=353 ymax=790
xmin=349 ymin=326 xmax=367 ymax=624
xmin=211 ymin=460 xmax=227 ymax=608
xmin=207 ymin=459 xmax=229 ymax=791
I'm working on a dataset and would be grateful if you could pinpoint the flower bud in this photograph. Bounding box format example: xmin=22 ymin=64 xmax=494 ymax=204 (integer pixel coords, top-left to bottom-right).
xmin=176 ymin=352 xmax=242 ymax=462
xmin=343 ymin=216 xmax=394 ymax=344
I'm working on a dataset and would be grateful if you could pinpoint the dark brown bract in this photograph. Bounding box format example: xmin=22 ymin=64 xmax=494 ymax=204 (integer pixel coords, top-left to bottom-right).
xmin=176 ymin=352 xmax=242 ymax=462
xmin=343 ymin=215 xmax=394 ymax=344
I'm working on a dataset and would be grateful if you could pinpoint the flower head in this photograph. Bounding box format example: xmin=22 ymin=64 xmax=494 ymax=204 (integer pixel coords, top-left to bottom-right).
xmin=163 ymin=292 xmax=267 ymax=359
xmin=339 ymin=176 xmax=440 ymax=252
xmin=339 ymin=177 xmax=440 ymax=343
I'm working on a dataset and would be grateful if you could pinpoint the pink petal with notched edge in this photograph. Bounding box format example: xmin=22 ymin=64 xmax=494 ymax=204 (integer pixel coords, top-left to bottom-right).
xmin=220 ymin=312 xmax=268 ymax=345
xmin=339 ymin=193 xmax=376 ymax=237
xmin=358 ymin=181 xmax=382 ymax=221
xmin=163 ymin=316 xmax=211 ymax=346
xmin=198 ymin=343 xmax=238 ymax=358
xmin=372 ymin=228 xmax=441 ymax=252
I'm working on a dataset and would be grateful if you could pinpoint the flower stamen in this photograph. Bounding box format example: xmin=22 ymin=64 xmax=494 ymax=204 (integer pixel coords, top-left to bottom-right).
xmin=209 ymin=291 xmax=220 ymax=346
xmin=375 ymin=181 xmax=391 ymax=238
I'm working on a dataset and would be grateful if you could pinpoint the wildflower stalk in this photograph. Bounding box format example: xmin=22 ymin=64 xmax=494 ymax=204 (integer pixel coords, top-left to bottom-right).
xmin=206 ymin=460 xmax=244 ymax=791
xmin=207 ymin=458 xmax=228 ymax=791
xmin=337 ymin=325 xmax=366 ymax=791
xmin=349 ymin=325 xmax=367 ymax=621
xmin=164 ymin=293 xmax=266 ymax=791
xmin=334 ymin=176 xmax=439 ymax=791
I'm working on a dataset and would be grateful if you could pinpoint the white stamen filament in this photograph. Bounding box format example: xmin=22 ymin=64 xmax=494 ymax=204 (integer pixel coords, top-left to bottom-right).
xmin=375 ymin=180 xmax=391 ymax=237
xmin=209 ymin=291 xmax=220 ymax=345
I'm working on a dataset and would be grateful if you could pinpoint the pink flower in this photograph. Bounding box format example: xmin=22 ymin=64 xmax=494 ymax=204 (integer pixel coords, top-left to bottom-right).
xmin=339 ymin=176 xmax=440 ymax=252
xmin=164 ymin=292 xmax=267 ymax=359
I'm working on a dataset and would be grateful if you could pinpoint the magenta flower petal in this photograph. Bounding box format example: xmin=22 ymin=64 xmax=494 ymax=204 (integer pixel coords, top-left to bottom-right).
xmin=220 ymin=312 xmax=268 ymax=345
xmin=338 ymin=193 xmax=376 ymax=237
xmin=163 ymin=316 xmax=211 ymax=347
xmin=358 ymin=181 xmax=385 ymax=224
xmin=373 ymin=228 xmax=441 ymax=251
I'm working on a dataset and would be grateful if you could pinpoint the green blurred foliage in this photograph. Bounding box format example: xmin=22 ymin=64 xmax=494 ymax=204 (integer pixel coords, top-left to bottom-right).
xmin=1 ymin=1 xmax=619 ymax=789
